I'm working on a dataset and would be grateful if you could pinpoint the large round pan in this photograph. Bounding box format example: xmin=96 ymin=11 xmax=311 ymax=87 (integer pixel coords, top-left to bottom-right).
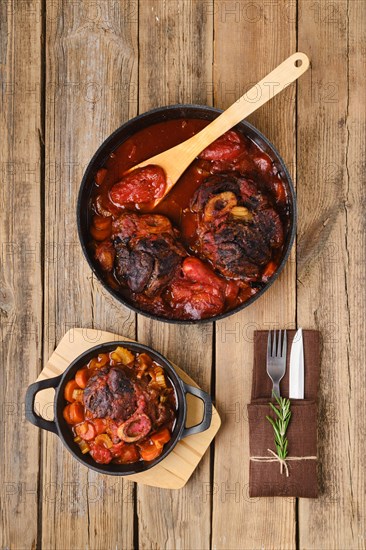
xmin=77 ymin=104 xmax=296 ymax=323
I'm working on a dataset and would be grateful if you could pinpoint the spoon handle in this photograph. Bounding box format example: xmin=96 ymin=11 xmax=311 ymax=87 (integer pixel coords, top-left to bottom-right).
xmin=183 ymin=52 xmax=310 ymax=159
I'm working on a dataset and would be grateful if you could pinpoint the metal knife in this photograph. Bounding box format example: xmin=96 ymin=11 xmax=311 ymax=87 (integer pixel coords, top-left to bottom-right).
xmin=289 ymin=328 xmax=304 ymax=399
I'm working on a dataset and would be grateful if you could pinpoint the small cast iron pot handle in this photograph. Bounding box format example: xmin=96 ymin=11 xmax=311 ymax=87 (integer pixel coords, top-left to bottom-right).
xmin=181 ymin=383 xmax=212 ymax=438
xmin=25 ymin=376 xmax=62 ymax=435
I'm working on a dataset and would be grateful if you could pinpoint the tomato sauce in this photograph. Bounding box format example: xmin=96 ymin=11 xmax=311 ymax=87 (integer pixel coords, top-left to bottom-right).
xmin=89 ymin=118 xmax=290 ymax=320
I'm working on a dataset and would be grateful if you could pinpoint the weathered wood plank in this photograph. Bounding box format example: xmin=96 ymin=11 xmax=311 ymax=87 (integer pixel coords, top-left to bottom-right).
xmin=297 ymin=1 xmax=366 ymax=548
xmin=136 ymin=1 xmax=214 ymax=548
xmin=0 ymin=0 xmax=42 ymax=547
xmin=42 ymin=1 xmax=138 ymax=548
xmin=212 ymin=1 xmax=297 ymax=548
xmin=1 ymin=0 xmax=364 ymax=547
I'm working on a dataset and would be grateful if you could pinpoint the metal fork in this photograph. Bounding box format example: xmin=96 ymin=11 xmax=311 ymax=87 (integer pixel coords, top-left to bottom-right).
xmin=266 ymin=330 xmax=287 ymax=398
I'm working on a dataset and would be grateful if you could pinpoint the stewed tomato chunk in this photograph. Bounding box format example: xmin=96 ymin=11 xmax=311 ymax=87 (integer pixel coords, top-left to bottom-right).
xmin=113 ymin=443 xmax=140 ymax=464
xmin=109 ymin=165 xmax=166 ymax=206
xmin=89 ymin=444 xmax=113 ymax=464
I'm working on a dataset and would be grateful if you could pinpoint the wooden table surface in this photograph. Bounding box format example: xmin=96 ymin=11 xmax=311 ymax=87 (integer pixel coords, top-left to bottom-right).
xmin=1 ymin=1 xmax=365 ymax=549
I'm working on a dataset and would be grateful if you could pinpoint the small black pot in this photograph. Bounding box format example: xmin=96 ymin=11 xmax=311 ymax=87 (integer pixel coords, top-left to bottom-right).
xmin=77 ymin=104 xmax=296 ymax=323
xmin=25 ymin=341 xmax=212 ymax=476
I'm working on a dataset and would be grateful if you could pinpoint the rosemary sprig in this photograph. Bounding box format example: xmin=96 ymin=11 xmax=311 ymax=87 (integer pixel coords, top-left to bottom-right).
xmin=266 ymin=394 xmax=291 ymax=461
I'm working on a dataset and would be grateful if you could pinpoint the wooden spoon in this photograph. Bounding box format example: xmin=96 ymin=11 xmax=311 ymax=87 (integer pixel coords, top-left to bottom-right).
xmin=126 ymin=52 xmax=310 ymax=206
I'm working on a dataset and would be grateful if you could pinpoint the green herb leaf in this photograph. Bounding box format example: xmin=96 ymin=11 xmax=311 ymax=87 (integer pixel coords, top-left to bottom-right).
xmin=266 ymin=396 xmax=292 ymax=463
xmin=269 ymin=402 xmax=282 ymax=419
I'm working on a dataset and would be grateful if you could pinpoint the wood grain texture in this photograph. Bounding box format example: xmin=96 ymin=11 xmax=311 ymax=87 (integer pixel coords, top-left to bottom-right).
xmin=212 ymin=2 xmax=297 ymax=548
xmin=136 ymin=1 xmax=214 ymax=548
xmin=42 ymin=1 xmax=137 ymax=548
xmin=1 ymin=0 xmax=366 ymax=547
xmin=0 ymin=1 xmax=42 ymax=547
xmin=297 ymin=1 xmax=366 ymax=548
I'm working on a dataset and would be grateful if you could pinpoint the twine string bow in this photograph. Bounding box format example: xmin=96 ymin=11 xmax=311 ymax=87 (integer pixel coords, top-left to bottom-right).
xmin=250 ymin=448 xmax=317 ymax=477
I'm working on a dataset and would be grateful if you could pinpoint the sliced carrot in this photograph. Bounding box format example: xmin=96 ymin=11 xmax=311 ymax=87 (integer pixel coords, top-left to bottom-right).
xmin=151 ymin=428 xmax=171 ymax=448
xmin=75 ymin=368 xmax=90 ymax=389
xmin=139 ymin=440 xmax=163 ymax=461
xmin=63 ymin=404 xmax=73 ymax=424
xmin=69 ymin=402 xmax=85 ymax=424
xmin=262 ymin=261 xmax=277 ymax=281
xmin=64 ymin=380 xmax=80 ymax=402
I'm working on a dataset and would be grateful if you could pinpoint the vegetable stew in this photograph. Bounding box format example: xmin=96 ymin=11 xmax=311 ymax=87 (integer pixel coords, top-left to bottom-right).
xmin=63 ymin=346 xmax=176 ymax=465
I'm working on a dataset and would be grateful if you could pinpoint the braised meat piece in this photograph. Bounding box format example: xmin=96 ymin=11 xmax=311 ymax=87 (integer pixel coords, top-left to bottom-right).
xmin=112 ymin=212 xmax=174 ymax=242
xmin=112 ymin=213 xmax=186 ymax=296
xmin=255 ymin=208 xmax=284 ymax=248
xmin=131 ymin=235 xmax=185 ymax=296
xmin=200 ymin=225 xmax=269 ymax=280
xmin=117 ymin=413 xmax=152 ymax=443
xmin=147 ymin=402 xmax=175 ymax=429
xmin=113 ymin=234 xmax=186 ymax=295
xmin=191 ymin=173 xmax=268 ymax=213
xmin=113 ymin=240 xmax=134 ymax=284
xmin=191 ymin=173 xmax=284 ymax=282
xmin=94 ymin=212 xmax=186 ymax=296
xmin=84 ymin=366 xmax=138 ymax=421
xmin=85 ymin=361 xmax=176 ymax=434
xmin=191 ymin=173 xmax=242 ymax=210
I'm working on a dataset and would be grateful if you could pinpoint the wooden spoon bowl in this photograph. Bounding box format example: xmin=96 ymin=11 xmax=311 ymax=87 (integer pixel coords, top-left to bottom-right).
xmin=125 ymin=52 xmax=309 ymax=207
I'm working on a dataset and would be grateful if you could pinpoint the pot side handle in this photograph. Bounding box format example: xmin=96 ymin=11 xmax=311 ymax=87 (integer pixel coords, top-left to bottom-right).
xmin=181 ymin=383 xmax=213 ymax=438
xmin=25 ymin=376 xmax=62 ymax=434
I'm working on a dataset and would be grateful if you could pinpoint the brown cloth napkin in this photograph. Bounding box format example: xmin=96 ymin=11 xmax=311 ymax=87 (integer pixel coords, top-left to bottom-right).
xmin=248 ymin=330 xmax=321 ymax=498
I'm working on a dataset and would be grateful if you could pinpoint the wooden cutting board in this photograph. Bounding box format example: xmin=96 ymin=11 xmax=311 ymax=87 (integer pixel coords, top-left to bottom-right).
xmin=33 ymin=328 xmax=221 ymax=489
